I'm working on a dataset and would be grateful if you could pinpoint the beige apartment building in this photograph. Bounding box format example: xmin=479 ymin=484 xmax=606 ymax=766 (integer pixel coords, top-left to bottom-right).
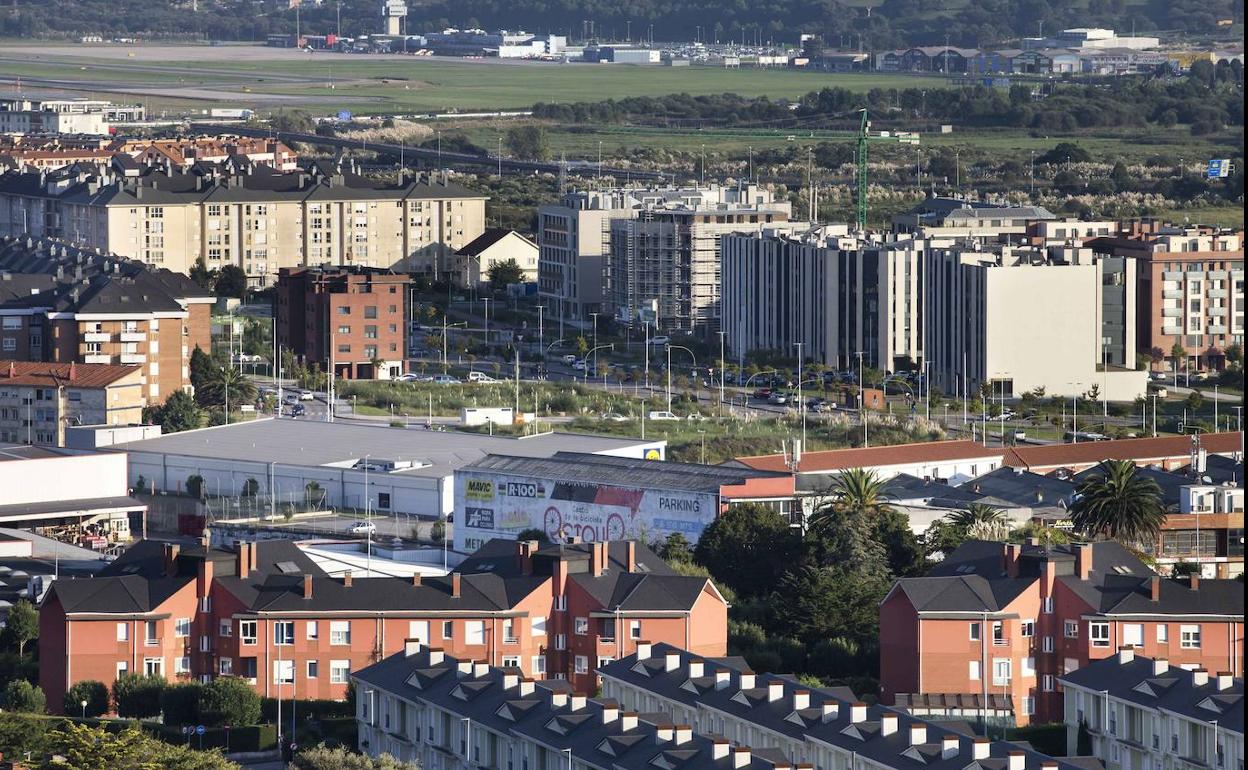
xmin=0 ymin=159 xmax=487 ymax=287
xmin=0 ymin=360 xmax=143 ymax=446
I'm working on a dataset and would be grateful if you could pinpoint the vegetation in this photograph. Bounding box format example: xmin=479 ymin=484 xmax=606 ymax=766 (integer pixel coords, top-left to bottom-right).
xmin=2 ymin=679 xmax=46 ymax=714
xmin=27 ymin=720 xmax=238 ymax=770
xmin=145 ymin=389 xmax=205 ymax=434
xmin=1070 ymin=460 xmax=1167 ymax=548
xmin=487 ymin=259 xmax=527 ymax=292
xmin=64 ymin=680 xmax=110 ymax=718
xmin=1 ymin=599 xmax=37 ymax=658
xmin=195 ymin=365 xmax=258 ymax=410
xmin=112 ymin=673 xmax=166 ymax=719
xmin=199 ymin=676 xmax=263 ymax=727
xmin=289 ymin=744 xmax=420 ymax=770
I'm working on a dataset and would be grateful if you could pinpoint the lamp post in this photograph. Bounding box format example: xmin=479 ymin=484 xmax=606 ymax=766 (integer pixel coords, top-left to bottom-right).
xmin=856 ymin=350 xmax=867 ymax=446
xmin=80 ymin=699 xmax=87 ymax=719
xmin=442 ymin=319 xmax=467 ymax=373
xmin=666 ymin=344 xmax=697 ymax=413
xmin=581 ymin=344 xmax=614 ymax=386
xmin=794 ymin=342 xmax=806 ymax=448
xmin=717 ymin=330 xmax=726 ymax=409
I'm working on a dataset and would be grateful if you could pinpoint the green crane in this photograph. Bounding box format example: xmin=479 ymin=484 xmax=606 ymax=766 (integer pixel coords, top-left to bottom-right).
xmin=855 ymin=109 xmax=920 ymax=232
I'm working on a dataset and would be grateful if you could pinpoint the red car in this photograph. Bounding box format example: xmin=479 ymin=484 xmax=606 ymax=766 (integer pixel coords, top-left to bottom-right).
xmin=752 ymin=387 xmax=772 ymax=399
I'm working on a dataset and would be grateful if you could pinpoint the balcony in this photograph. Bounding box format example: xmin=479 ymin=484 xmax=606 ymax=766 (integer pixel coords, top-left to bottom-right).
xmin=1208 ymin=289 xmax=1228 ymax=299
xmin=83 ymin=354 xmax=112 ymax=365
xmin=83 ymin=331 xmax=111 ymax=343
xmin=120 ymin=353 xmax=145 ymax=364
xmin=119 ymin=331 xmax=146 ymax=342
xmin=1208 ymin=326 xmax=1228 ymax=335
xmin=1163 ymin=271 xmax=1185 ymax=280
xmin=1162 ymin=308 xmax=1183 ymax=317
xmin=1162 ymin=326 xmax=1183 ymax=336
xmin=1163 ymin=290 xmax=1183 ymax=299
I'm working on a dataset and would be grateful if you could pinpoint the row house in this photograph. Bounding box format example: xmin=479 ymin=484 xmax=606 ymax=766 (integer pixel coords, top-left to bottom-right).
xmin=879 ymin=540 xmax=1243 ymax=727
xmin=1060 ymin=649 xmax=1242 ymax=770
xmin=38 ymin=536 xmax=726 ymax=714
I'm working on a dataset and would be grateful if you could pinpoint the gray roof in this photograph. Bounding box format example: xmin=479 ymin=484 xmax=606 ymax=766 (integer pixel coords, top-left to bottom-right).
xmin=462 ymin=452 xmax=788 ymax=495
xmin=1060 ymin=652 xmax=1243 ymax=735
xmin=109 ymin=420 xmax=662 ymax=476
xmin=455 ymin=227 xmax=535 ymax=257
xmin=958 ymin=467 xmax=1075 ymax=509
xmin=1072 ymin=464 xmax=1189 ymax=508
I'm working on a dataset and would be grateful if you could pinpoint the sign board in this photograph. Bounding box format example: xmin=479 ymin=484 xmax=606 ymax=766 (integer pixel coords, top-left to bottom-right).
xmin=195 ymin=725 xmax=206 ymax=735
xmin=1207 ymin=159 xmax=1232 ymax=178
xmin=453 ymin=470 xmax=716 ymax=552
xmin=337 ymin=110 xmax=353 ymax=121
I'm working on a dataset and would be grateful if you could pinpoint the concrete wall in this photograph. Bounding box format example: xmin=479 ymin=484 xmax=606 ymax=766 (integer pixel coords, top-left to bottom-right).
xmin=0 ymin=451 xmax=129 ymax=505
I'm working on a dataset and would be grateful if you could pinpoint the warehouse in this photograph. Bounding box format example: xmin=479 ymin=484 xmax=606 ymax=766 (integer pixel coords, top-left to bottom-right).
xmin=453 ymin=452 xmax=794 ymax=552
xmin=106 ymin=420 xmax=665 ymax=521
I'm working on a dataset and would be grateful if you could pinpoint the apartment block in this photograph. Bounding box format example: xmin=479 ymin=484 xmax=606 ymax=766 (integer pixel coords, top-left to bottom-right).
xmin=354 ymin=641 xmax=1083 ymax=770
xmin=0 ymin=159 xmax=487 ymax=286
xmin=879 ymin=540 xmax=1244 ymax=727
xmin=893 ymin=198 xmax=1055 ymax=240
xmin=38 ymin=537 xmax=725 ymax=714
xmin=1089 ymin=223 xmax=1244 ymax=371
xmin=721 ymin=227 xmax=924 ymax=372
xmin=1060 ymin=649 xmax=1242 ymax=770
xmin=276 ymin=266 xmax=411 ymax=380
xmin=112 ymin=137 xmax=299 ymax=171
xmin=0 ymin=236 xmax=213 ymax=402
xmin=923 ymin=242 xmax=1148 ymax=400
xmin=0 ymin=360 xmax=143 ymax=445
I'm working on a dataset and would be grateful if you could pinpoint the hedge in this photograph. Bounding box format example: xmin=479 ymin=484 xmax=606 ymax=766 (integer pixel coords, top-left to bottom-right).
xmin=260 ymin=697 xmax=352 ymax=721
xmin=151 ymin=722 xmax=278 ymax=752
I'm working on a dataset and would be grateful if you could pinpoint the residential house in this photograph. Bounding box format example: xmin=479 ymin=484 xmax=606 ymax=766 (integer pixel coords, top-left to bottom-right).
xmin=0 ymin=360 xmax=143 ymax=445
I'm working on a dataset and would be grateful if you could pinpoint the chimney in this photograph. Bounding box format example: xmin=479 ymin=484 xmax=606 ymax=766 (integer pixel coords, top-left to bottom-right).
xmin=519 ymin=679 xmax=535 ymax=696
xmin=1153 ymin=658 xmax=1169 ymax=675
xmin=570 ymin=694 xmax=586 ymax=711
xmin=880 ymin=713 xmax=898 ymax=736
xmin=590 ymin=541 xmax=607 ymax=577
xmin=1042 ymin=762 xmax=1059 ymax=770
xmin=163 ymin=543 xmax=180 ymax=577
xmin=250 ymin=542 xmax=258 ymax=573
xmin=715 ymin=670 xmax=731 ymax=690
xmin=821 ymin=701 xmax=839 ymax=722
xmin=739 ymin=672 xmax=756 ymax=690
xmin=503 ymin=673 xmax=519 ymax=689
xmin=404 ymin=638 xmax=422 ymax=657
xmin=656 ymin=724 xmax=675 ymax=744
xmin=687 ymin=659 xmax=704 ymax=679
xmin=303 ymin=573 xmax=313 ymax=599
xmin=712 ymin=739 xmax=731 ymax=760
xmin=67 ymin=361 xmax=76 ymax=381
xmin=674 ymin=725 xmax=692 ymax=745
xmin=665 ymin=652 xmax=680 ymax=672
xmin=197 ymin=556 xmax=214 ymax=598
xmin=636 ymin=641 xmax=652 ymax=660
xmin=1075 ymin=542 xmax=1092 ymax=580
xmin=428 ymin=647 xmax=445 ymax=665
xmin=1192 ymin=669 xmax=1209 ymax=686
xmin=973 ymin=738 xmax=990 ymax=760
xmin=908 ymin=723 xmax=927 ymax=746
xmin=343 ymin=571 xmax=353 ymax=588
xmin=850 ymin=703 xmax=867 ymax=723
xmin=762 ymin=680 xmax=782 ymax=702
xmin=473 ymin=662 xmax=489 ymax=678
xmin=792 ymin=690 xmax=809 ymax=710
xmin=1188 ymin=573 xmax=1200 ymax=591
xmin=1005 ymin=543 xmax=1022 ymax=578
xmin=549 ymin=691 xmax=568 ymax=709
xmin=1118 ymin=646 xmax=1135 ymax=664
xmin=412 ymin=573 xmax=422 ymax=587
xmin=1150 ymin=575 xmax=1161 ymax=601
xmin=600 ymin=702 xmax=619 ymax=724
xmin=1008 ymin=751 xmax=1025 ymax=770
xmin=1216 ymin=672 xmax=1233 ymax=691
xmin=621 ymin=712 xmax=638 ymax=731
xmin=452 ymin=572 xmax=462 ymax=598
xmin=941 ymin=735 xmax=959 ymax=759
xmin=516 ymin=540 xmax=535 ymax=576
xmin=626 ymin=541 xmax=637 ymax=572
xmin=456 ymin=660 xmax=473 ymax=678
xmin=236 ymin=542 xmax=250 ymax=579
xmin=732 ymin=748 xmax=751 ymax=769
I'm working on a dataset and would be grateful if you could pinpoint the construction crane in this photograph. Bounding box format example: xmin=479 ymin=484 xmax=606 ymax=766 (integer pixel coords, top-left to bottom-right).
xmin=855 ymin=109 xmax=920 ymax=232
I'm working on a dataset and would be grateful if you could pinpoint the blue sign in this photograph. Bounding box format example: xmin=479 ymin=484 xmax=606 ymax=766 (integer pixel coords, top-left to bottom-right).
xmin=337 ymin=110 xmax=352 ymax=121
xmin=196 ymin=725 xmax=206 ymax=735
xmin=1207 ymin=159 xmax=1231 ymax=179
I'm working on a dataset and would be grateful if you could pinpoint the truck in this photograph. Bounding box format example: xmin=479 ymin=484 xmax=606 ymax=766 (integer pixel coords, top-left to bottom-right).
xmin=208 ymin=108 xmax=255 ymax=120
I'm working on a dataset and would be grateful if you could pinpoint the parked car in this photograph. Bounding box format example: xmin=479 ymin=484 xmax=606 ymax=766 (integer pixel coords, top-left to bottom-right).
xmin=432 ymin=375 xmax=461 ymax=385
xmin=648 ymin=336 xmax=671 ymax=346
xmin=768 ymin=392 xmax=789 ymax=405
xmin=571 ymin=360 xmax=586 ymax=371
xmin=685 ymin=412 xmax=706 ymax=421
xmin=600 ymin=412 xmax=630 ymax=422
xmin=290 ymin=404 xmax=306 ymax=417
xmin=752 ymin=387 xmax=772 ymax=399
xmin=561 ymin=355 xmax=577 ymax=364
xmin=647 ymin=410 xmax=679 ymax=421
xmin=298 ymin=390 xmax=315 ymax=401
xmin=467 ymin=371 xmax=497 ymax=383
xmin=396 ymin=373 xmax=422 ymax=382
xmin=348 ymin=521 xmax=377 ymax=535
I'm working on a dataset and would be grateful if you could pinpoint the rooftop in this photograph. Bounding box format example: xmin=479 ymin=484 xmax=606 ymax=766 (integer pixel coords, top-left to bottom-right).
xmin=0 ymin=359 xmax=140 ymax=388
xmin=1003 ymin=432 xmax=1243 ymax=470
xmin=735 ymin=439 xmax=1001 ymax=475
xmin=464 ymin=452 xmax=788 ymax=494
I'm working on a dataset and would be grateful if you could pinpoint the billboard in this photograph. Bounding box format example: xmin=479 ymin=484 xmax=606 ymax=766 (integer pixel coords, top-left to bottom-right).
xmin=453 ymin=471 xmax=718 ymax=553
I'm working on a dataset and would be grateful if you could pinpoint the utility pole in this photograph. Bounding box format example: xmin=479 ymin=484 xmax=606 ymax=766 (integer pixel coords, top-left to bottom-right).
xmin=857 ymin=351 xmax=867 ymax=447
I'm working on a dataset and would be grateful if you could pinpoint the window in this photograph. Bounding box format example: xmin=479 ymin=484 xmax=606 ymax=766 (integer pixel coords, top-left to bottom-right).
xmin=307 ymin=660 xmax=319 ymax=678
xmin=442 ymin=620 xmax=453 ymax=640
xmin=1042 ymin=674 xmax=1055 ymax=692
xmin=630 ymin=620 xmax=641 ymax=640
xmin=574 ymin=617 xmax=588 ymax=635
xmin=1123 ymin=623 xmax=1144 ymax=648
xmin=1042 ymin=597 xmax=1053 ymax=614
xmin=1064 ymin=620 xmax=1079 ymax=638
xmin=502 ymin=619 xmax=517 ymax=643
xmin=241 ymin=620 xmax=257 ymax=645
xmin=597 ymin=656 xmax=614 ymax=668
xmin=969 ymin=661 xmax=981 ymax=680
xmin=992 ymin=659 xmax=1012 ymax=686
xmin=145 ymin=620 xmax=159 ymax=645
xmin=1180 ymin=625 xmax=1201 ymax=649
xmin=377 ymin=492 xmax=390 ymax=509
xmin=273 ymin=660 xmax=294 ymax=684
xmin=274 ymin=621 xmax=294 ymax=646
xmin=330 ymin=621 xmax=351 ymax=645
xmin=992 ymin=621 xmax=1006 ymax=646
xmin=553 ymin=596 xmax=567 ymax=612
xmin=199 ymin=597 xmax=211 ymax=613
xmin=116 ymin=661 xmax=129 ymax=679
xmin=1043 ymin=636 xmax=1055 ymax=653
xmin=219 ymin=658 xmax=233 ymax=676
xmin=502 ymin=656 xmax=521 ymax=669
xmin=175 ymin=656 xmax=191 ymax=674
xmin=1090 ymin=622 xmax=1110 ymax=648
xmin=1021 ymin=620 xmax=1034 ymax=638
xmin=1022 ymin=697 xmax=1035 ymax=716
xmin=364 ymin=306 xmax=378 ymax=319
xmin=1157 ymin=624 xmax=1169 ymax=643
xmin=409 ymin=620 xmax=429 ymax=645
xmin=336 ymin=306 xmax=351 ymax=315
xmin=969 ymin=622 xmax=981 ymax=641
xmin=465 ymin=620 xmax=485 ymax=646
xmin=1022 ymin=657 xmax=1036 ymax=677
xmin=117 ymin=622 xmax=129 ymax=642
xmin=307 ymin=620 xmax=319 ymax=640
xmin=574 ymin=656 xmax=588 ymax=675
xmin=144 ymin=657 xmax=164 ymax=677
xmin=554 ymin=634 xmax=566 ymax=651
xmin=330 ymin=660 xmax=350 ymax=684
xmin=219 ymin=620 xmax=232 ymax=637
xmin=531 ymin=656 xmax=547 ymax=675
xmin=600 ymin=618 xmax=615 ymax=641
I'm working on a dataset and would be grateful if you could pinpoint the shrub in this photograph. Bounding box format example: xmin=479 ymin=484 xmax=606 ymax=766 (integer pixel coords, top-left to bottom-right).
xmin=112 ymin=673 xmax=166 ymax=719
xmin=65 ymin=680 xmax=109 ymax=718
xmin=160 ymin=681 xmax=203 ymax=725
xmin=1 ymin=680 xmax=45 ymax=713
xmin=200 ymin=676 xmax=261 ymax=727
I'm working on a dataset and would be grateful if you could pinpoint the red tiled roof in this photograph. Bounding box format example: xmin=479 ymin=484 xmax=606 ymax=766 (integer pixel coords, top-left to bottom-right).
xmin=0 ymin=360 xmax=140 ymax=388
xmin=737 ymin=439 xmax=1003 ymax=474
xmin=1004 ymin=432 xmax=1243 ymax=470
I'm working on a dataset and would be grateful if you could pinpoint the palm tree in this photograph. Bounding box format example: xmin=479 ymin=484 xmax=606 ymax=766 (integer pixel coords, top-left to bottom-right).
xmin=946 ymin=503 xmax=1010 ymax=541
xmin=1070 ymin=460 xmax=1166 ymax=547
xmin=808 ymin=467 xmax=892 ymax=531
xmin=196 ymin=365 xmax=257 ymax=409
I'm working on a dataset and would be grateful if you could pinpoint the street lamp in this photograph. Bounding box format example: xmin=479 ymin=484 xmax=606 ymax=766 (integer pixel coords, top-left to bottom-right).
xmin=441 ymin=319 xmax=467 ymax=373
xmin=80 ymin=699 xmax=87 ymax=719
xmin=581 ymin=344 xmax=614 ymax=386
xmin=665 ymin=344 xmax=697 ymax=413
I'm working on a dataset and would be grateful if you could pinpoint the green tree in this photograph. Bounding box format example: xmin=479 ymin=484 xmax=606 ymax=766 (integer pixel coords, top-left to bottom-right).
xmin=199 ymin=676 xmax=261 ymax=727
xmin=807 ymin=468 xmax=892 ymax=532
xmin=694 ymin=502 xmax=801 ymax=599
xmin=148 ymin=390 xmax=204 ymax=433
xmin=270 ymin=109 xmax=314 ymax=133
xmin=197 ymin=365 xmax=257 ymax=409
xmin=38 ymin=721 xmax=240 ymax=770
xmin=923 ymin=518 xmax=969 ymax=557
xmin=1185 ymin=390 xmax=1203 ymax=411
xmin=289 ymin=744 xmax=420 ymax=770
xmin=487 ymin=258 xmax=527 ymax=292
xmin=190 ymin=346 xmax=216 ymax=396
xmin=430 ymin=518 xmax=447 ymax=542
xmin=657 ymin=532 xmax=693 ymax=564
xmin=241 ymin=478 xmax=260 ymax=496
xmin=1037 ymin=142 xmax=1092 ymax=165
xmin=214 ymin=264 xmax=248 ymax=300
xmin=514 ymin=528 xmax=550 ymax=543
xmin=1225 ymin=343 xmax=1242 ymax=369
xmin=1 ymin=599 xmax=37 ymax=657
xmin=872 ymin=508 xmax=925 ymax=577
xmin=1070 ymin=460 xmax=1166 ymax=548
xmin=1 ymin=680 xmax=45 ymax=713
xmin=160 ymin=681 xmax=203 ymax=725
xmin=189 ymin=259 xmax=216 ymax=291
xmin=945 ymin=503 xmax=1011 ymax=541
xmin=505 ymin=125 xmax=549 ymax=161
xmin=112 ymin=673 xmax=165 ymax=719
xmin=65 ymin=680 xmax=109 ymax=718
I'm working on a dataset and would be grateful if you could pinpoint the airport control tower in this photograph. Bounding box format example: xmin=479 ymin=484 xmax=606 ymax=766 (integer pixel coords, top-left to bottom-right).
xmin=382 ymin=0 xmax=407 ymax=35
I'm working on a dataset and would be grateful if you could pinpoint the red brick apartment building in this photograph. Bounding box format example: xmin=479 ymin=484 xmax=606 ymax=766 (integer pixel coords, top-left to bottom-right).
xmin=38 ymin=537 xmax=727 ymax=714
xmin=1089 ymin=222 xmax=1244 ymax=371
xmin=276 ymin=266 xmax=411 ymax=380
xmin=880 ymin=540 xmax=1243 ymax=727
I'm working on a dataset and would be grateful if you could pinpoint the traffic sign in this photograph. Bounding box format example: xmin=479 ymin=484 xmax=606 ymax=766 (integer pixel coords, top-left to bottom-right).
xmin=196 ymin=725 xmax=206 ymax=735
xmin=337 ymin=110 xmax=353 ymax=121
xmin=1207 ymin=159 xmax=1233 ymax=178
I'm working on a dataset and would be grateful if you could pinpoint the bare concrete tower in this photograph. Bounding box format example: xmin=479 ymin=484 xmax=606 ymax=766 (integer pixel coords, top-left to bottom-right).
xmin=382 ymin=0 xmax=407 ymax=36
